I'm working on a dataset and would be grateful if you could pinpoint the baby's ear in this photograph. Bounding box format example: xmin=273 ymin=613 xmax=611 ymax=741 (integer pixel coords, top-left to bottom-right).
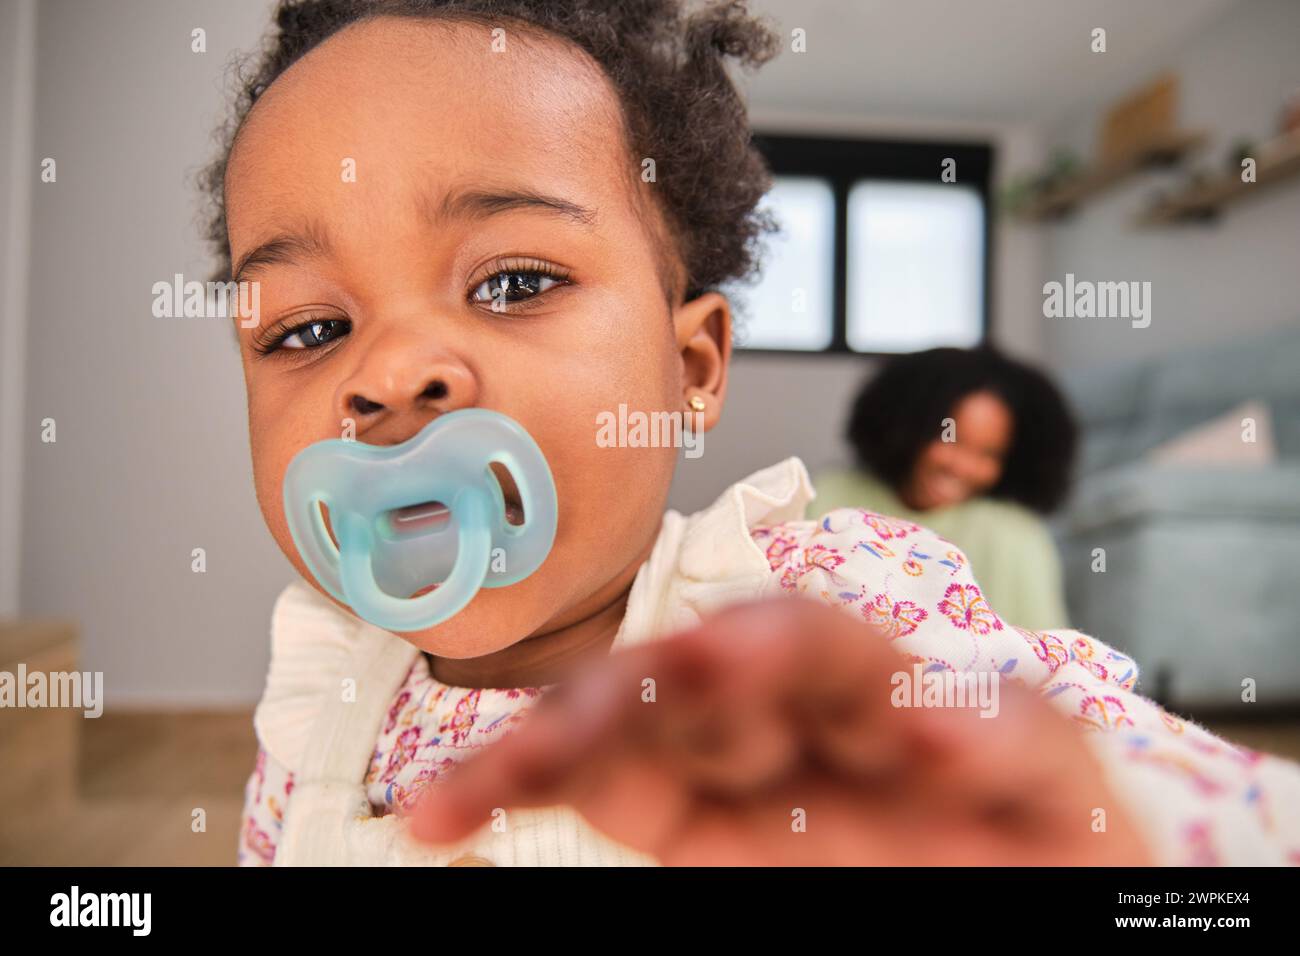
xmin=673 ymin=291 xmax=732 ymax=414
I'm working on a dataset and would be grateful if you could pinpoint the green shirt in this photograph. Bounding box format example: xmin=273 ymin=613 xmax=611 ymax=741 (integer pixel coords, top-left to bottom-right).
xmin=808 ymin=468 xmax=1070 ymax=632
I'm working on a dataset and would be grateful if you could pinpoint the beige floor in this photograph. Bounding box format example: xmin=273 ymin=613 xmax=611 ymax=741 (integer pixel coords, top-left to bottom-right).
xmin=1 ymin=711 xmax=256 ymax=867
xmin=2 ymin=711 xmax=1299 ymax=866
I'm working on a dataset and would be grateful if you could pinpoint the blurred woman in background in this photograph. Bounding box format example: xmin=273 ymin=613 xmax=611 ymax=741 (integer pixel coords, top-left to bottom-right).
xmin=812 ymin=347 xmax=1079 ymax=631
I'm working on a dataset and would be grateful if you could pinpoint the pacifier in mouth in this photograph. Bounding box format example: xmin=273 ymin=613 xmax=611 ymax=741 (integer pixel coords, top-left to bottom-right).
xmin=282 ymin=408 xmax=557 ymax=632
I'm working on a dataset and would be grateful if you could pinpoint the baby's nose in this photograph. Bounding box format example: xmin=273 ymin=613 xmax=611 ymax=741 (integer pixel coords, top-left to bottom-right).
xmin=348 ymin=375 xmax=448 ymax=416
xmin=334 ymin=346 xmax=478 ymax=439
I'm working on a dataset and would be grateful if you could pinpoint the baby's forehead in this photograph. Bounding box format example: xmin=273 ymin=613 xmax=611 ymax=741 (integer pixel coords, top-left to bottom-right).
xmin=226 ymin=16 xmax=635 ymax=223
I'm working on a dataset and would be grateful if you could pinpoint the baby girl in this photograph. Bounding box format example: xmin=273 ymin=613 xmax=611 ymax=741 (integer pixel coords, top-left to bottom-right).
xmin=204 ymin=0 xmax=1300 ymax=866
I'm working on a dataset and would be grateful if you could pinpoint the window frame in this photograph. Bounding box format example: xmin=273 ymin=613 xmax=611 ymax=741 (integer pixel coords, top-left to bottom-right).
xmin=739 ymin=132 xmax=996 ymax=356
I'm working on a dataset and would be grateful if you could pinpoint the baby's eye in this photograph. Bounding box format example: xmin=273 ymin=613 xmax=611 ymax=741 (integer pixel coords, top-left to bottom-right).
xmin=276 ymin=318 xmax=351 ymax=351
xmin=470 ymin=270 xmax=565 ymax=310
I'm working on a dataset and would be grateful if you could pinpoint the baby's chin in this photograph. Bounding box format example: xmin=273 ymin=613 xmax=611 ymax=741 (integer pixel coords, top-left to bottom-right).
xmin=388 ymin=610 xmax=531 ymax=660
xmin=325 ymin=577 xmax=560 ymax=661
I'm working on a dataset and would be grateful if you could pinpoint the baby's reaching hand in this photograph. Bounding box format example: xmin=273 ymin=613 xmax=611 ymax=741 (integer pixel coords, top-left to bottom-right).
xmin=410 ymin=597 xmax=1155 ymax=866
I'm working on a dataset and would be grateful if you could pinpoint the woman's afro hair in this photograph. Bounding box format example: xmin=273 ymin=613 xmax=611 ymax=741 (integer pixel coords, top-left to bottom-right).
xmin=197 ymin=0 xmax=781 ymax=306
xmin=846 ymin=346 xmax=1080 ymax=514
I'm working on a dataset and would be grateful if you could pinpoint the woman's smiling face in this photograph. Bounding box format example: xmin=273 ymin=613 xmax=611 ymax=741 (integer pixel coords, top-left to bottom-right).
xmin=224 ymin=16 xmax=730 ymax=660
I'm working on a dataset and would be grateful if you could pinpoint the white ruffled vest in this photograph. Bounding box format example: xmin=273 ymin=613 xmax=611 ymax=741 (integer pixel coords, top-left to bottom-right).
xmin=254 ymin=457 xmax=817 ymax=866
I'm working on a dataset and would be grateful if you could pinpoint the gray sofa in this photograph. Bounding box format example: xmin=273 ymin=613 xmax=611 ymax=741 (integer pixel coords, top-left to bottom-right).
xmin=1055 ymin=326 xmax=1300 ymax=710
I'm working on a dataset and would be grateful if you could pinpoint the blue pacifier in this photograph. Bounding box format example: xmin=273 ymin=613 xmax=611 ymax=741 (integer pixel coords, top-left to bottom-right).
xmin=283 ymin=408 xmax=557 ymax=632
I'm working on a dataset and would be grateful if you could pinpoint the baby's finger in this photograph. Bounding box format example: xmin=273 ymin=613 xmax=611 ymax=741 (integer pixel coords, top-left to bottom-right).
xmin=902 ymin=678 xmax=1093 ymax=829
xmin=756 ymin=600 xmax=918 ymax=779
xmin=410 ymin=596 xmax=897 ymax=843
xmin=409 ymin=664 xmax=632 ymax=843
xmin=628 ymin=597 xmax=909 ymax=792
xmin=409 ymin=623 xmax=740 ymax=844
xmin=408 ymin=600 xmax=784 ymax=842
xmin=653 ymin=696 xmax=802 ymax=795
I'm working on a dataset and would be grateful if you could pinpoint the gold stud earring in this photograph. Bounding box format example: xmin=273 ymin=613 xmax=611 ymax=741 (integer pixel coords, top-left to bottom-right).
xmin=688 ymin=395 xmax=706 ymax=412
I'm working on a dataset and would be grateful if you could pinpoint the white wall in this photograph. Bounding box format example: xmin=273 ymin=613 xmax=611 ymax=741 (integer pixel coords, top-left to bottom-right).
xmin=19 ymin=0 xmax=280 ymax=706
xmin=0 ymin=0 xmax=37 ymax=617
xmin=1038 ymin=0 xmax=1300 ymax=372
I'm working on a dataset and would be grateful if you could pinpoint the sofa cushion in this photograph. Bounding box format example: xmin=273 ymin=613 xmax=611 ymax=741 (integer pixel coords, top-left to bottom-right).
xmin=1059 ymin=359 xmax=1152 ymax=474
xmin=1063 ymin=462 xmax=1300 ymax=533
xmin=1143 ymin=400 xmax=1276 ymax=466
xmin=1134 ymin=326 xmax=1300 ymax=456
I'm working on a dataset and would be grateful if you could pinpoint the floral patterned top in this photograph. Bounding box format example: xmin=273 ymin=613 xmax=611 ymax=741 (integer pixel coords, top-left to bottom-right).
xmin=238 ymin=655 xmax=546 ymax=865
xmin=239 ymin=502 xmax=1300 ymax=866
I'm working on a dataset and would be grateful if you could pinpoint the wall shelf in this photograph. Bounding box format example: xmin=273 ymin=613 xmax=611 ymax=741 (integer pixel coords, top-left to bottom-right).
xmin=1016 ymin=129 xmax=1207 ymax=222
xmin=1136 ymin=128 xmax=1300 ymax=225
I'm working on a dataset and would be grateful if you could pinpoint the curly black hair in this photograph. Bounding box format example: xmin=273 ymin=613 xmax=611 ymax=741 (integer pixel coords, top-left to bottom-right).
xmin=197 ymin=0 xmax=780 ymax=308
xmin=845 ymin=347 xmax=1079 ymax=514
